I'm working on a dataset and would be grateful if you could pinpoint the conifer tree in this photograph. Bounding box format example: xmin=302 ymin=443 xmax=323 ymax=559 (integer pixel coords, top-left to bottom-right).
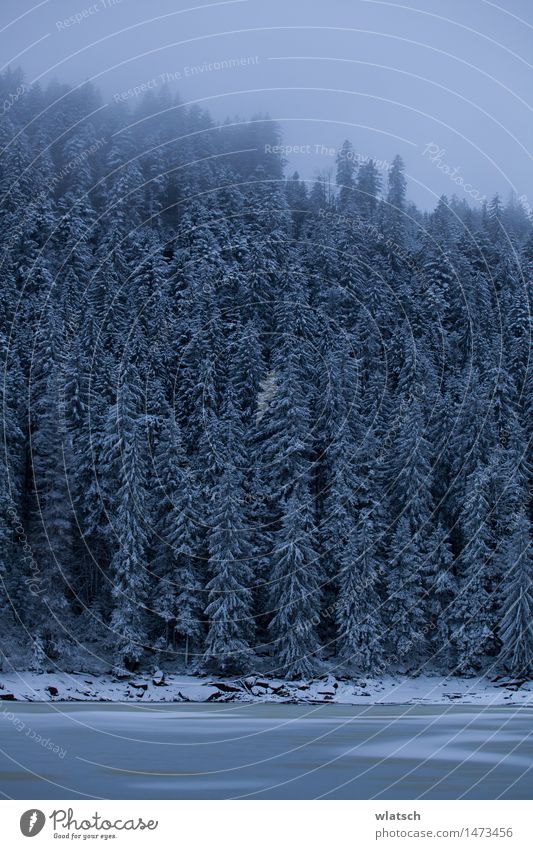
xmin=203 ymin=392 xmax=255 ymax=673
xmin=153 ymin=417 xmax=203 ymax=664
xmin=498 ymin=513 xmax=533 ymax=677
xmin=108 ymin=362 xmax=150 ymax=670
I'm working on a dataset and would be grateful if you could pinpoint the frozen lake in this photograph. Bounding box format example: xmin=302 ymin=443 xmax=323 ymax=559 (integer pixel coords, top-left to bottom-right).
xmin=0 ymin=703 xmax=532 ymax=799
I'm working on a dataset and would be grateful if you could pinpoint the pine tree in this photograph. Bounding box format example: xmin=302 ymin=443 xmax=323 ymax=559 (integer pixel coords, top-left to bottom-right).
xmin=256 ymin=287 xmax=323 ymax=676
xmin=108 ymin=362 xmax=150 ymax=670
xmin=268 ymin=494 xmax=321 ymax=678
xmin=336 ymin=140 xmax=356 ymax=209
xmin=385 ymin=517 xmax=428 ymax=666
xmin=336 ymin=508 xmax=384 ymax=673
xmin=498 ymin=513 xmax=533 ymax=677
xmin=28 ymin=300 xmax=73 ymax=657
xmin=450 ymin=466 xmax=496 ymax=673
xmin=153 ymin=417 xmax=203 ymax=665
xmin=356 ymin=160 xmax=381 ymax=218
xmin=203 ymin=393 xmax=255 ymax=673
xmin=285 ymin=171 xmax=309 ymax=238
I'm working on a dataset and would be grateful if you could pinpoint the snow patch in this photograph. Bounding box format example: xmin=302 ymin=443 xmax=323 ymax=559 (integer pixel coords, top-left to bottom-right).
xmin=0 ymin=671 xmax=532 ymax=706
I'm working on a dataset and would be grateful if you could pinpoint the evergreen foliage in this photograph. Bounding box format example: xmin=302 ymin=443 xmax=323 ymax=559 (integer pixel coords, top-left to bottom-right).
xmin=0 ymin=69 xmax=530 ymax=679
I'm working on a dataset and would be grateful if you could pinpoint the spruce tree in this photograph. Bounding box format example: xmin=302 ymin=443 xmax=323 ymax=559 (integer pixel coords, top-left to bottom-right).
xmin=108 ymin=362 xmax=150 ymax=671
xmin=153 ymin=417 xmax=203 ymax=665
xmin=498 ymin=513 xmax=533 ymax=677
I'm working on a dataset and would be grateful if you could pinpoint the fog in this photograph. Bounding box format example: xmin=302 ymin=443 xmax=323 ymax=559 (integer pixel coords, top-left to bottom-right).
xmin=2 ymin=0 xmax=532 ymax=208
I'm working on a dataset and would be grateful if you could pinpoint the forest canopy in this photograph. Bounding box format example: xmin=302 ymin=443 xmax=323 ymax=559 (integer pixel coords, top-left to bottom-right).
xmin=0 ymin=68 xmax=531 ymax=680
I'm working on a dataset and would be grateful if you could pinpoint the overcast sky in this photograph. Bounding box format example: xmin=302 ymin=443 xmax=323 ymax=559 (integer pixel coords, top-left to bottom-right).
xmin=2 ymin=0 xmax=532 ymax=209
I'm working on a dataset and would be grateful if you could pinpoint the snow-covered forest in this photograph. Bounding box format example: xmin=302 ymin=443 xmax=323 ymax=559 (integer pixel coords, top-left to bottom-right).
xmin=0 ymin=67 xmax=531 ymax=681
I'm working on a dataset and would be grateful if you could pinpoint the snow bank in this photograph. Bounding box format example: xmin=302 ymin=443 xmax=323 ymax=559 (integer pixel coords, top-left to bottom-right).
xmin=0 ymin=671 xmax=532 ymax=706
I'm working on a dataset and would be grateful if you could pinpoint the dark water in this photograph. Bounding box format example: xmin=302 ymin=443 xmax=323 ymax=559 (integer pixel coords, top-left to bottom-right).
xmin=0 ymin=703 xmax=531 ymax=799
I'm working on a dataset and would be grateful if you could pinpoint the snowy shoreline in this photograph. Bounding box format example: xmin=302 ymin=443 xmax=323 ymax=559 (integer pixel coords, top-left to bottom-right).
xmin=1 ymin=671 xmax=532 ymax=707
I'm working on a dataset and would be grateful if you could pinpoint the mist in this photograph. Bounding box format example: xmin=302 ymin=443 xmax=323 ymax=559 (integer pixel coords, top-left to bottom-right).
xmin=2 ymin=0 xmax=532 ymax=209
